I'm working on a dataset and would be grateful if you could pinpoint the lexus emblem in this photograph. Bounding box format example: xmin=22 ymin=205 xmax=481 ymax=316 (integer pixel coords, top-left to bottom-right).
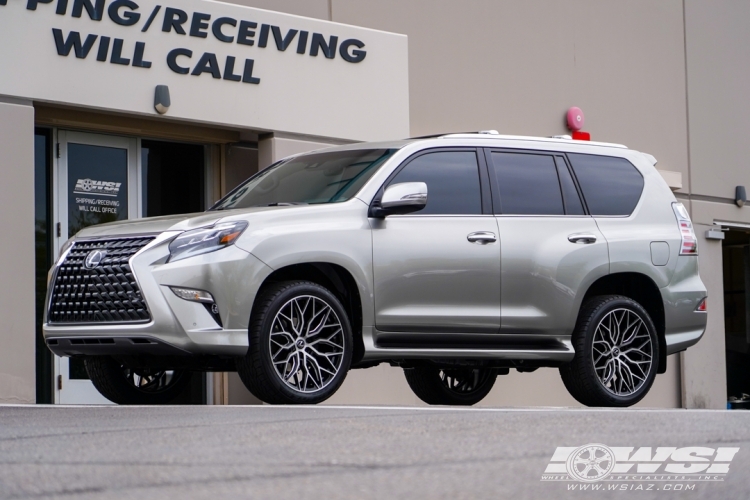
xmin=84 ymin=250 xmax=106 ymax=269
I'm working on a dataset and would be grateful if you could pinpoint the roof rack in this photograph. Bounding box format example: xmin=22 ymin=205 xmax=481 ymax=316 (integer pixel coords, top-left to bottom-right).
xmin=407 ymin=130 xmax=500 ymax=140
xmin=406 ymin=131 xmax=627 ymax=148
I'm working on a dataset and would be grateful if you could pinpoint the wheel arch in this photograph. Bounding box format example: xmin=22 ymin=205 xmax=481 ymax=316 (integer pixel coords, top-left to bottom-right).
xmin=581 ymin=272 xmax=667 ymax=374
xmin=255 ymin=262 xmax=366 ymax=365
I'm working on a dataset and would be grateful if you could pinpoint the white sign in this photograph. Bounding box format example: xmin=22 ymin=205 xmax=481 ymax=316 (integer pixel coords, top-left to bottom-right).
xmin=0 ymin=0 xmax=409 ymax=141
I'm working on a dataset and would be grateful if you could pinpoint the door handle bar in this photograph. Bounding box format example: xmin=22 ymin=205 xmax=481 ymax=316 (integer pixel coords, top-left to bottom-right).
xmin=568 ymin=233 xmax=597 ymax=244
xmin=467 ymin=231 xmax=497 ymax=244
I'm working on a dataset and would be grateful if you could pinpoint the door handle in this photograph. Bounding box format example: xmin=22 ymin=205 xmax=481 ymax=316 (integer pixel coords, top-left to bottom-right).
xmin=467 ymin=231 xmax=497 ymax=244
xmin=568 ymin=233 xmax=597 ymax=244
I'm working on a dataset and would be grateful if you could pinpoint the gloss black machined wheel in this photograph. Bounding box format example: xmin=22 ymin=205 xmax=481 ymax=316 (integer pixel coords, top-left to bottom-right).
xmin=237 ymin=281 xmax=353 ymax=404
xmin=85 ymin=356 xmax=190 ymax=405
xmin=404 ymin=366 xmax=497 ymax=406
xmin=560 ymin=295 xmax=659 ymax=407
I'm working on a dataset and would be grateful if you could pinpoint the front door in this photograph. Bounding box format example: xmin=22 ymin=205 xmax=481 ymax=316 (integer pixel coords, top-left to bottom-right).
xmin=53 ymin=131 xmax=138 ymax=404
xmin=372 ymin=149 xmax=501 ymax=335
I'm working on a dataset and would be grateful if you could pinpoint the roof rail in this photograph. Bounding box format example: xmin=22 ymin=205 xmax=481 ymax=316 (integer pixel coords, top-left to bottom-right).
xmin=408 ymin=130 xmax=499 ymax=139
xmin=435 ymin=132 xmax=627 ymax=148
xmin=406 ymin=131 xmax=627 ymax=148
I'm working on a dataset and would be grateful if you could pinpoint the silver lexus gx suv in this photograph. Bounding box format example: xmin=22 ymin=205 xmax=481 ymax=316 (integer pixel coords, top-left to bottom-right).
xmin=43 ymin=132 xmax=708 ymax=407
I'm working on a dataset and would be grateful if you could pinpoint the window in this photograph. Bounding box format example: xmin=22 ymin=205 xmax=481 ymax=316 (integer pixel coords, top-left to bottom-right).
xmin=567 ymin=153 xmax=644 ymax=216
xmin=555 ymin=156 xmax=585 ymax=215
xmin=491 ymin=152 xmax=564 ymax=215
xmin=389 ymin=151 xmax=482 ymax=215
xmin=213 ymin=149 xmax=396 ymax=210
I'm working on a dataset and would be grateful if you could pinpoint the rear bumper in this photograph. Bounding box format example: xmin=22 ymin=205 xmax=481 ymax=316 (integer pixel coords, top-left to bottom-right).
xmin=43 ymin=232 xmax=273 ymax=357
xmin=662 ymin=256 xmax=707 ymax=355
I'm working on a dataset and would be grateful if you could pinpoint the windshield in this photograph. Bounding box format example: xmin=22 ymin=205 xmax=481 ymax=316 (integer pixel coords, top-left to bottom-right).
xmin=211 ymin=148 xmax=397 ymax=210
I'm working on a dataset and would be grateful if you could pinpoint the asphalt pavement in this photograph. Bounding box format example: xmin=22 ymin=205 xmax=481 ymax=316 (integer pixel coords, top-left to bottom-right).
xmin=0 ymin=405 xmax=749 ymax=499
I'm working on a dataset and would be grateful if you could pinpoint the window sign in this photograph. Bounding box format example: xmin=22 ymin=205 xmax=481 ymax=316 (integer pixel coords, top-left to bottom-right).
xmin=67 ymin=143 xmax=129 ymax=236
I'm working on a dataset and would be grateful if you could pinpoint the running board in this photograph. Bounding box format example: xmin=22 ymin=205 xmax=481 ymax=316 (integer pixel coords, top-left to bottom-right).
xmin=374 ymin=333 xmax=568 ymax=351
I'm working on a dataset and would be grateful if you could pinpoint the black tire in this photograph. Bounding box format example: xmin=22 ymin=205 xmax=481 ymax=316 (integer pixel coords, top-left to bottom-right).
xmin=559 ymin=295 xmax=660 ymax=407
xmin=404 ymin=367 xmax=497 ymax=406
xmin=85 ymin=356 xmax=190 ymax=405
xmin=236 ymin=281 xmax=353 ymax=404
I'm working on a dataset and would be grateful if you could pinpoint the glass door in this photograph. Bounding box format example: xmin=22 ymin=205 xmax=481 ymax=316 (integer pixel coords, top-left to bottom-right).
xmin=53 ymin=131 xmax=138 ymax=404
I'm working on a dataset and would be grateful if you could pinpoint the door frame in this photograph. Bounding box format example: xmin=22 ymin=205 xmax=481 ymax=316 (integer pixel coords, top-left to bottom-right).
xmin=52 ymin=130 xmax=139 ymax=404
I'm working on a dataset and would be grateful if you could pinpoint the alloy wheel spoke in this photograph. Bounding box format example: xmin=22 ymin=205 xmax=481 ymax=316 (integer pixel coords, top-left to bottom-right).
xmin=269 ymin=295 xmax=345 ymax=393
xmin=592 ymin=308 xmax=653 ymax=397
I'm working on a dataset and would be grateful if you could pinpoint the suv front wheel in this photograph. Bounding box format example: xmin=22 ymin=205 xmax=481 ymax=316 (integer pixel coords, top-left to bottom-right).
xmin=560 ymin=295 xmax=659 ymax=407
xmin=237 ymin=281 xmax=353 ymax=404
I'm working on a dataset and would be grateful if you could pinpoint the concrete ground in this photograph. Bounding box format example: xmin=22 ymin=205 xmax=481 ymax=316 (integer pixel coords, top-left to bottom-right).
xmin=0 ymin=405 xmax=748 ymax=500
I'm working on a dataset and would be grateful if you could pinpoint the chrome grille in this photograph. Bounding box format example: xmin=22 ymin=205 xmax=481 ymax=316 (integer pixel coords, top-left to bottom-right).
xmin=48 ymin=237 xmax=154 ymax=324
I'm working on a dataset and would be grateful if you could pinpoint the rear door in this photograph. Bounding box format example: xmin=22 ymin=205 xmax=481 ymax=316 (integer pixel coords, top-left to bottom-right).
xmin=486 ymin=150 xmax=610 ymax=338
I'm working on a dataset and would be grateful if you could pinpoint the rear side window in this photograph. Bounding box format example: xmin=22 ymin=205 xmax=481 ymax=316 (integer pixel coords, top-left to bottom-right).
xmin=555 ymin=156 xmax=585 ymax=215
xmin=567 ymin=153 xmax=644 ymax=216
xmin=389 ymin=151 xmax=482 ymax=215
xmin=490 ymin=152 xmax=564 ymax=215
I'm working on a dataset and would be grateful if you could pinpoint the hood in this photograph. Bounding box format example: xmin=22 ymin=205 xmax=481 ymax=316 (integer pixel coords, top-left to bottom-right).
xmin=72 ymin=206 xmax=306 ymax=238
xmin=74 ymin=212 xmax=224 ymax=238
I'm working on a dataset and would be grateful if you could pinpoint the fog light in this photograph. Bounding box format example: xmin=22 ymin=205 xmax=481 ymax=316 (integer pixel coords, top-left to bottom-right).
xmin=170 ymin=287 xmax=223 ymax=327
xmin=170 ymin=287 xmax=215 ymax=304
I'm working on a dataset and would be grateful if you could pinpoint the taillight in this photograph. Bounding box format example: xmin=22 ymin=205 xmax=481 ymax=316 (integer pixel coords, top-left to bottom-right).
xmin=672 ymin=202 xmax=698 ymax=256
xmin=696 ymin=297 xmax=707 ymax=312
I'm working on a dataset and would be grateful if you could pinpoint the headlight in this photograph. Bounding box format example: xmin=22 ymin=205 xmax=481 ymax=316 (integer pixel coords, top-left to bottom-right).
xmin=168 ymin=221 xmax=248 ymax=263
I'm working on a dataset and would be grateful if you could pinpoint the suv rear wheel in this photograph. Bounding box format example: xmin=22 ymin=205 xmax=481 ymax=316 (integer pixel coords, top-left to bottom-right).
xmin=85 ymin=356 xmax=190 ymax=405
xmin=236 ymin=281 xmax=353 ymax=404
xmin=560 ymin=295 xmax=659 ymax=407
xmin=404 ymin=367 xmax=497 ymax=406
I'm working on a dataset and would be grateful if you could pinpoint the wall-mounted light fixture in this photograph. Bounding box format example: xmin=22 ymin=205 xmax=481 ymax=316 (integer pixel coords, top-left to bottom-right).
xmin=154 ymin=85 xmax=170 ymax=114
xmin=705 ymin=225 xmax=726 ymax=240
xmin=736 ymin=185 xmax=746 ymax=207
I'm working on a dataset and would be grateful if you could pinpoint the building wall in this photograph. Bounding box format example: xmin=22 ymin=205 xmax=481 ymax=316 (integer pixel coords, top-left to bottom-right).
xmin=684 ymin=0 xmax=750 ymax=202
xmin=0 ymin=99 xmax=36 ymax=404
xmin=227 ymin=0 xmax=330 ymax=20
xmin=331 ymin=0 xmax=691 ymax=195
xmin=680 ymin=1 xmax=750 ymax=408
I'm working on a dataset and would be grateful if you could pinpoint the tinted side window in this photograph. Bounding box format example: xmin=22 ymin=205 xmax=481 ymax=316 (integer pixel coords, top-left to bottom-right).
xmin=389 ymin=151 xmax=482 ymax=215
xmin=491 ymin=152 xmax=564 ymax=215
xmin=554 ymin=156 xmax=585 ymax=215
xmin=567 ymin=153 xmax=644 ymax=216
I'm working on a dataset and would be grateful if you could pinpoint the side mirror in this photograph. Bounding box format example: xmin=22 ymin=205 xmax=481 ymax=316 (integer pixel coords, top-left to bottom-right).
xmin=369 ymin=182 xmax=428 ymax=218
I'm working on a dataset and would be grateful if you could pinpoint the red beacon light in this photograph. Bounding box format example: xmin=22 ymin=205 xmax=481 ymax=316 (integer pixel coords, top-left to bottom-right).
xmin=566 ymin=107 xmax=590 ymax=141
xmin=571 ymin=131 xmax=590 ymax=141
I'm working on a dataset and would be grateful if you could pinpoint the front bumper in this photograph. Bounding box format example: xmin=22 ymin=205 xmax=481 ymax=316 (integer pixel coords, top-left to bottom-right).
xmin=43 ymin=231 xmax=273 ymax=357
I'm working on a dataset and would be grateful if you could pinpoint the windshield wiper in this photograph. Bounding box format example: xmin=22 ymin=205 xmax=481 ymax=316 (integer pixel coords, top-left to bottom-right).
xmin=266 ymin=202 xmax=308 ymax=206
